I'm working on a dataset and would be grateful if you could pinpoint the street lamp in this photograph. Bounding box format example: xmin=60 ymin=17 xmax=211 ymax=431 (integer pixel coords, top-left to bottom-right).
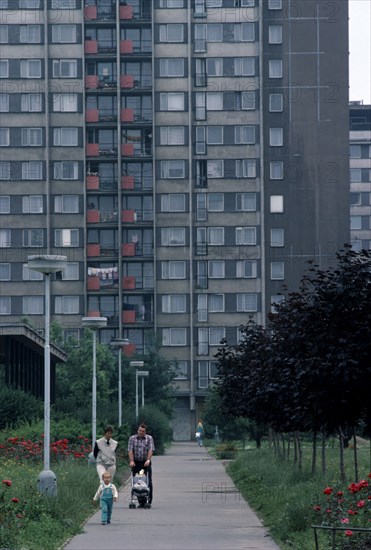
xmin=27 ymin=254 xmax=67 ymax=495
xmin=110 ymin=338 xmax=129 ymax=427
xmin=130 ymin=361 xmax=148 ymax=419
xmin=81 ymin=316 xmax=107 ymax=451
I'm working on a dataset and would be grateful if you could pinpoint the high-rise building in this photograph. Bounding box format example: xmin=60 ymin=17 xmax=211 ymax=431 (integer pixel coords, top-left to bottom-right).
xmin=0 ymin=0 xmax=349 ymax=439
xmin=350 ymin=102 xmax=371 ymax=250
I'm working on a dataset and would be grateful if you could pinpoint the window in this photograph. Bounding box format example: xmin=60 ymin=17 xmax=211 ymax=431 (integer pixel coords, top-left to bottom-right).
xmin=172 ymin=360 xmax=188 ymax=380
xmin=52 ymin=93 xmax=78 ymax=112
xmin=160 ymin=93 xmax=185 ymax=111
xmin=51 ymin=0 xmax=77 ymax=8
xmin=20 ymin=25 xmax=41 ymax=43
xmin=195 ymin=92 xmax=206 ymax=120
xmin=233 ymin=23 xmax=255 ymax=42
xmin=208 ymin=227 xmax=224 ymax=245
xmin=206 ymin=92 xmax=223 ymax=110
xmin=0 ymin=229 xmax=10 ymax=247
xmin=234 ymin=58 xmax=255 ymax=76
xmin=270 ymin=128 xmax=283 ymax=146
xmin=19 ymin=0 xmax=41 ymax=7
xmin=269 ymin=93 xmax=283 ymax=112
xmin=236 ymin=260 xmax=257 ymax=278
xmin=23 ymin=296 xmax=43 ymax=314
xmin=268 ymin=0 xmax=282 ymax=8
xmin=0 ymin=93 xmax=9 ymax=112
xmin=207 ymin=23 xmax=222 ymax=42
xmin=159 ymin=0 xmax=184 ymax=6
xmin=350 ymin=145 xmax=362 ymax=158
xmin=271 ymin=294 xmax=285 ymax=313
xmin=161 ymin=261 xmax=186 ymax=279
xmin=23 ymin=228 xmax=43 ymax=247
xmin=53 ymin=127 xmax=78 ymax=146
xmin=206 ymin=58 xmax=223 ymax=76
xmin=22 ymin=161 xmax=43 ymax=180
xmin=350 ymin=169 xmax=362 ymax=182
xmin=55 ymin=296 xmax=79 ymax=314
xmin=162 ymin=294 xmax=186 ymax=313
xmin=270 ymin=161 xmax=284 ymax=180
xmin=160 ymin=127 xmax=185 ymax=145
xmin=54 ymin=161 xmax=78 ymax=180
xmin=208 ymin=193 xmax=224 ymax=211
xmin=61 ymin=263 xmax=79 ymax=280
xmin=237 ymin=293 xmax=258 ymax=312
xmin=236 ymin=193 xmax=256 ymax=211
xmin=208 ymin=294 xmax=224 ymax=312
xmin=159 ymin=58 xmax=185 ymax=77
xmin=20 ymin=59 xmax=42 ymax=78
xmin=240 ymin=91 xmax=256 ymax=110
xmin=52 ymin=25 xmax=77 ymax=43
xmin=54 ymin=195 xmax=79 ymax=213
xmin=236 ymin=159 xmax=256 ymax=178
xmin=22 ymin=264 xmax=43 ymax=281
xmin=270 ymin=195 xmax=284 ymax=213
xmin=235 ymin=126 xmax=255 ymax=144
xmin=21 ymin=93 xmax=42 ymax=112
xmin=161 ymin=227 xmax=186 ymax=246
xmin=198 ymin=359 xmax=208 ymax=383
xmin=0 ymin=25 xmax=8 ymax=43
xmin=207 ymin=160 xmax=223 ymax=178
xmin=55 ymin=228 xmax=79 ymax=247
xmin=0 ymin=263 xmax=10 ymax=281
xmin=22 ymin=195 xmax=43 ymax=213
xmin=0 ymin=128 xmax=9 ymax=146
xmin=271 ymin=262 xmax=284 ymax=280
xmin=208 ymin=260 xmax=224 ymax=278
xmin=270 ymin=228 xmax=284 ymax=247
xmin=160 ymin=160 xmax=185 ymax=179
xmin=22 ymin=128 xmax=42 ymax=146
xmin=161 ymin=194 xmax=185 ymax=212
xmin=198 ymin=294 xmax=207 ymax=321
xmin=269 ymin=25 xmax=282 ymax=44
xmin=162 ymin=328 xmax=187 ymax=346
xmin=209 ymin=326 xmax=225 ymax=346
xmin=194 ymin=23 xmax=207 ymax=52
xmin=236 ymin=227 xmax=256 ymax=245
xmin=206 ymin=126 xmax=223 ymax=144
xmin=269 ymin=59 xmax=283 ymax=78
xmin=0 ymin=162 xmax=10 ymax=180
xmin=0 ymin=196 xmax=9 ymax=213
xmin=159 ymin=24 xmax=184 ymax=43
xmin=0 ymin=59 xmax=9 ymax=78
xmin=0 ymin=297 xmax=11 ymax=315
xmin=53 ymin=59 xmax=77 ymax=78
xmin=350 ymin=216 xmax=362 ymax=230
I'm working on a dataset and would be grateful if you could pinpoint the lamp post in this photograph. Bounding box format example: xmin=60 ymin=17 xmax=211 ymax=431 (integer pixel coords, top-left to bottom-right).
xmin=130 ymin=361 xmax=148 ymax=419
xmin=81 ymin=316 xmax=107 ymax=450
xmin=27 ymin=254 xmax=67 ymax=495
xmin=110 ymin=338 xmax=129 ymax=427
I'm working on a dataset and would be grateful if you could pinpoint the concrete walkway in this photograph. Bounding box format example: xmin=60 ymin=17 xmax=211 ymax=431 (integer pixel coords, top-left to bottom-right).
xmin=63 ymin=442 xmax=281 ymax=550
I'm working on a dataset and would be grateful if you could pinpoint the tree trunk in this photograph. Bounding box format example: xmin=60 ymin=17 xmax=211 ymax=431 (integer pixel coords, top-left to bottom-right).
xmin=321 ymin=431 xmax=327 ymax=477
xmin=297 ymin=433 xmax=303 ymax=470
xmin=338 ymin=426 xmax=346 ymax=483
xmin=293 ymin=433 xmax=298 ymax=464
xmin=352 ymin=425 xmax=358 ymax=482
xmin=281 ymin=433 xmax=286 ymax=459
xmin=287 ymin=434 xmax=291 ymax=460
xmin=311 ymin=430 xmax=317 ymax=476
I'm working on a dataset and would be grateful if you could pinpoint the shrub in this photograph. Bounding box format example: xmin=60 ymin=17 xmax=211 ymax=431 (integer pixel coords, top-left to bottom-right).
xmin=0 ymin=387 xmax=43 ymax=429
xmin=125 ymin=404 xmax=172 ymax=455
xmin=215 ymin=443 xmax=238 ymax=460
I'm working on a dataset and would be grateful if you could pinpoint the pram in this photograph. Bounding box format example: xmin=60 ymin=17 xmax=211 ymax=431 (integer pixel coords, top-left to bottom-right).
xmin=128 ymin=470 xmax=151 ymax=509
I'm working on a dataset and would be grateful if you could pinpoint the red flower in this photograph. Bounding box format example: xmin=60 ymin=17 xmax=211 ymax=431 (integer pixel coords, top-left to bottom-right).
xmin=341 ymin=518 xmax=349 ymax=524
xmin=12 ymin=497 xmax=19 ymax=503
xmin=337 ymin=491 xmax=344 ymax=497
xmin=348 ymin=509 xmax=358 ymax=516
xmin=345 ymin=530 xmax=353 ymax=537
xmin=323 ymin=487 xmax=333 ymax=495
xmin=2 ymin=479 xmax=12 ymax=486
xmin=357 ymin=500 xmax=365 ymax=508
xmin=313 ymin=505 xmax=321 ymax=512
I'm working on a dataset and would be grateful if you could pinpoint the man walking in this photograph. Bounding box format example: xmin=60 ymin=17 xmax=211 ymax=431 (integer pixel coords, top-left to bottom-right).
xmin=128 ymin=423 xmax=155 ymax=504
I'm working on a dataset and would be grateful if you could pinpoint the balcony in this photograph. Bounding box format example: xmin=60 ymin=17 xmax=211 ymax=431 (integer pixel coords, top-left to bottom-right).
xmin=87 ymin=244 xmax=100 ymax=257
xmin=122 ymin=243 xmax=136 ymax=256
xmin=122 ymin=310 xmax=136 ymax=323
xmin=86 ymin=109 xmax=99 ymax=123
xmin=121 ymin=210 xmax=137 ymax=223
xmin=86 ymin=143 xmax=99 ymax=156
xmin=87 ymin=209 xmax=100 ymax=223
xmin=119 ymin=4 xmax=133 ymax=19
xmin=84 ymin=5 xmax=97 ymax=19
xmin=122 ymin=276 xmax=135 ymax=289
xmin=120 ymin=41 xmax=133 ymax=55
xmin=121 ymin=143 xmax=134 ymax=157
xmin=123 ymin=343 xmax=136 ymax=357
xmin=87 ymin=276 xmax=100 ymax=290
xmin=85 ymin=40 xmax=98 ymax=54
xmin=121 ymin=108 xmax=134 ymax=122
xmin=121 ymin=175 xmax=134 ymax=190
xmin=120 ymin=74 xmax=134 ymax=88
xmin=86 ymin=174 xmax=99 ymax=189
xmin=86 ymin=75 xmax=99 ymax=89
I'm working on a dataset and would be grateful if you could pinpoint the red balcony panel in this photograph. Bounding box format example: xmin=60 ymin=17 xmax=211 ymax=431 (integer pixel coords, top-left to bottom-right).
xmin=123 ymin=343 xmax=136 ymax=357
xmin=85 ymin=40 xmax=98 ymax=54
xmin=86 ymin=174 xmax=99 ymax=189
xmin=120 ymin=74 xmax=134 ymax=87
xmin=87 ymin=277 xmax=100 ymax=290
xmin=85 ymin=75 xmax=99 ymax=89
xmin=119 ymin=5 xmax=133 ymax=19
xmin=122 ymin=310 xmax=136 ymax=323
xmin=122 ymin=243 xmax=135 ymax=256
xmin=87 ymin=310 xmax=101 ymax=317
xmin=86 ymin=143 xmax=99 ymax=156
xmin=84 ymin=5 xmax=97 ymax=19
xmin=122 ymin=276 xmax=135 ymax=289
xmin=121 ymin=109 xmax=134 ymax=122
xmin=87 ymin=244 xmax=100 ymax=257
xmin=87 ymin=210 xmax=100 ymax=223
xmin=121 ymin=209 xmax=136 ymax=223
xmin=120 ymin=41 xmax=133 ymax=55
xmin=86 ymin=109 xmax=99 ymax=123
xmin=121 ymin=143 xmax=134 ymax=156
xmin=121 ymin=175 xmax=134 ymax=190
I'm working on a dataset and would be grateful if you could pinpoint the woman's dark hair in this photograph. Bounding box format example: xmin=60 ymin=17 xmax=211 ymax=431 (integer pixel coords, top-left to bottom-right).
xmin=104 ymin=425 xmax=113 ymax=433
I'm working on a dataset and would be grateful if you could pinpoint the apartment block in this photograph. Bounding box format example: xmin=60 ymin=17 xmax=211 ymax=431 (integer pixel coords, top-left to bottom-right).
xmin=0 ymin=0 xmax=349 ymax=439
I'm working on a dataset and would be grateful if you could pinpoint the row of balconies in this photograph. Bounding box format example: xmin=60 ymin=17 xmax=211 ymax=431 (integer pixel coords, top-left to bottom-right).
xmin=85 ymin=309 xmax=151 ymax=324
xmin=85 ymin=40 xmax=151 ymax=55
xmin=88 ymin=275 xmax=142 ymax=290
xmin=85 ymin=75 xmax=144 ymax=89
xmin=86 ymin=175 xmax=152 ymax=192
xmin=86 ymin=108 xmax=150 ymax=123
xmin=86 ymin=209 xmax=151 ymax=223
xmin=85 ymin=4 xmax=135 ymax=21
xmin=87 ymin=243 xmax=153 ymax=257
xmin=85 ymin=143 xmax=152 ymax=158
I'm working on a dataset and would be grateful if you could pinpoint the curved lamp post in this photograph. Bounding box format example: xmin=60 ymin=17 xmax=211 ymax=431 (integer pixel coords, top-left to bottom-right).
xmin=81 ymin=316 xmax=107 ymax=450
xmin=27 ymin=254 xmax=67 ymax=496
xmin=110 ymin=338 xmax=129 ymax=427
xmin=130 ymin=361 xmax=148 ymax=419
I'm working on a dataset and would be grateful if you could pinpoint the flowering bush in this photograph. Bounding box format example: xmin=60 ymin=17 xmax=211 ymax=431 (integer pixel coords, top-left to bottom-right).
xmin=0 ymin=435 xmax=91 ymax=464
xmin=312 ymin=474 xmax=371 ymax=549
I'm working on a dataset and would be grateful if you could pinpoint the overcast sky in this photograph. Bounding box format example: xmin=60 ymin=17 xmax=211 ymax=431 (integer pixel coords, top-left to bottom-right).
xmin=349 ymin=0 xmax=371 ymax=104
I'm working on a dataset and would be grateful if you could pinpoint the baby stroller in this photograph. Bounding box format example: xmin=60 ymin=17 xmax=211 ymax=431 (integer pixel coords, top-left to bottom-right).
xmin=128 ymin=470 xmax=151 ymax=509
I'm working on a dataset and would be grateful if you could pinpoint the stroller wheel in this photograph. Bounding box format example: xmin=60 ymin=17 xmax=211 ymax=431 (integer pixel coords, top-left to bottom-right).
xmin=144 ymin=503 xmax=151 ymax=509
xmin=129 ymin=503 xmax=136 ymax=509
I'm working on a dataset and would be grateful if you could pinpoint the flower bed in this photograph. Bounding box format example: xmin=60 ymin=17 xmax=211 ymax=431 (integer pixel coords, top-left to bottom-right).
xmin=0 ymin=435 xmax=91 ymax=463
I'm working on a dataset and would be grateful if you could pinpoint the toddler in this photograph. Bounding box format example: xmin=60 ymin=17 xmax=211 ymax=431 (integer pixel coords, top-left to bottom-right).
xmin=93 ymin=472 xmax=118 ymax=525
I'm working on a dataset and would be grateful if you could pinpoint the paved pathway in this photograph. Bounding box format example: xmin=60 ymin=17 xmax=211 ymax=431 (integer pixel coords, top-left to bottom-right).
xmin=63 ymin=442 xmax=281 ymax=550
